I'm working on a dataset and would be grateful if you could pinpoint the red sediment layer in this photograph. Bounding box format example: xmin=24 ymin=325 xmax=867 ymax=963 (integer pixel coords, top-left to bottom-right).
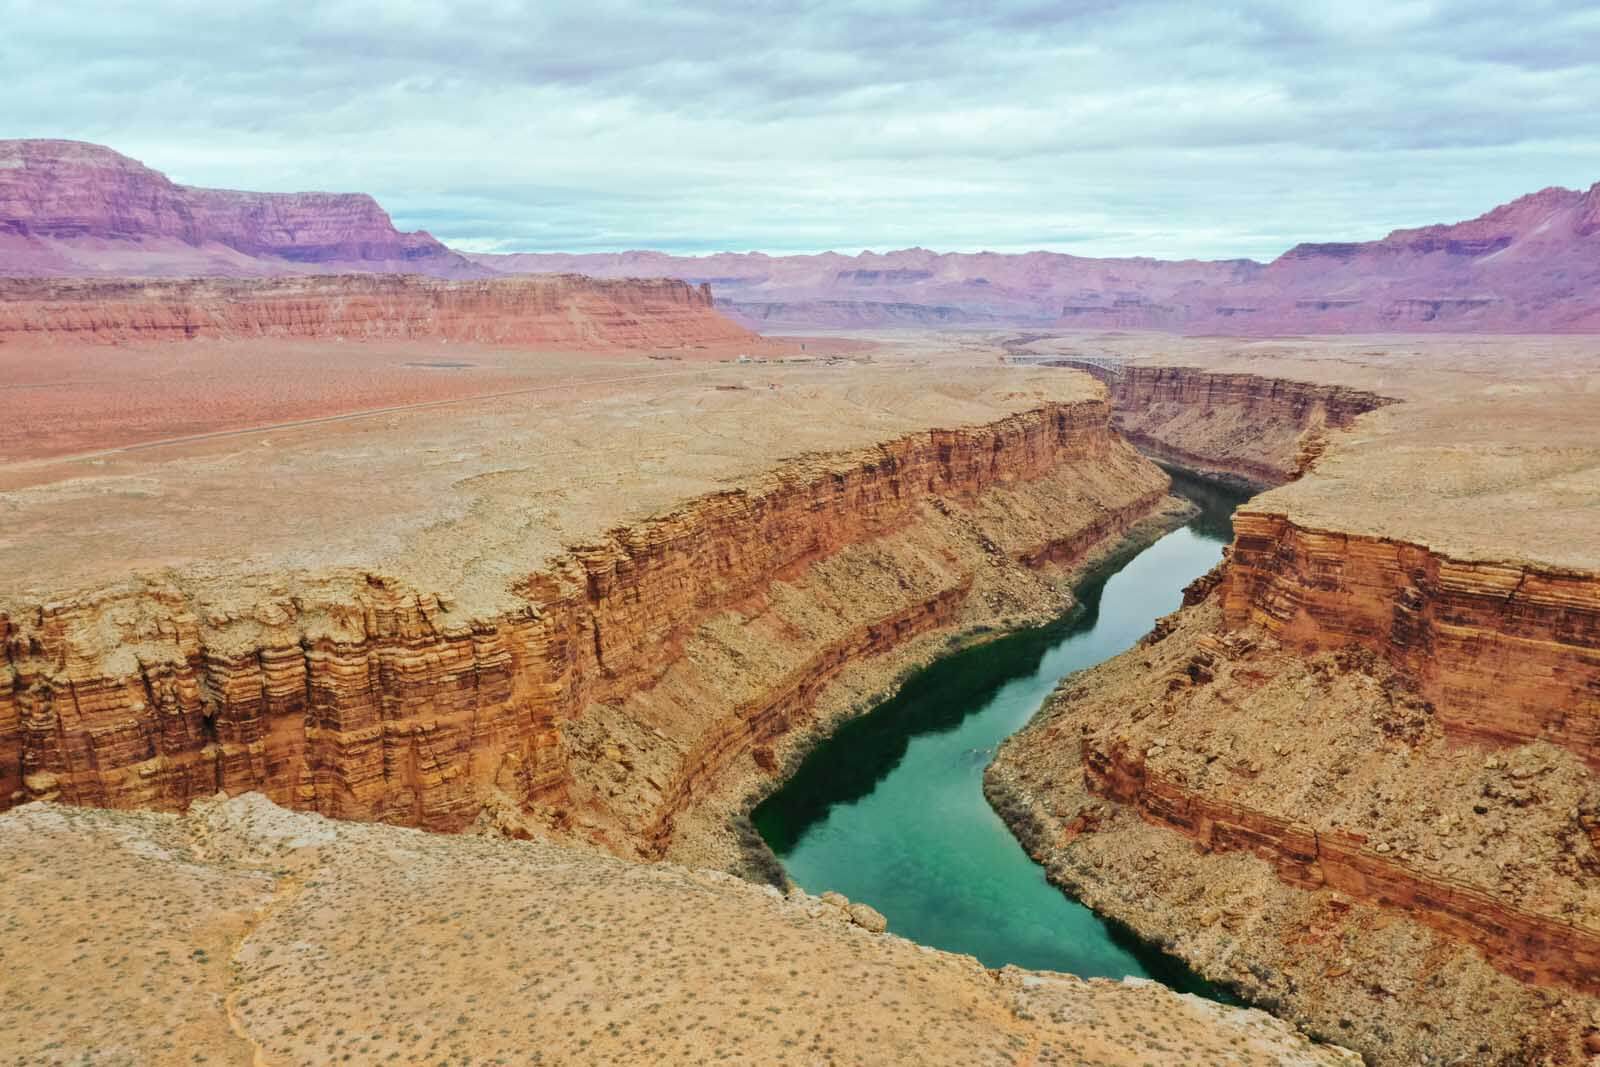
xmin=1082 ymin=737 xmax=1600 ymax=994
xmin=1050 ymin=362 xmax=1394 ymax=487
xmin=1019 ymin=490 xmax=1170 ymax=567
xmin=0 ymin=274 xmax=752 ymax=348
xmin=0 ymin=400 xmax=1145 ymax=835
xmin=1224 ymin=513 xmax=1600 ymax=765
xmin=642 ymin=580 xmax=973 ymax=851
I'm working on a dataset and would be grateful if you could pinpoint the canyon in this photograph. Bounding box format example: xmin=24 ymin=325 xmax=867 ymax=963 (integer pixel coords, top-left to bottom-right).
xmin=986 ymin=333 xmax=1600 ymax=1065
xmin=4 ymin=340 xmax=1343 ymax=1063
xmin=3 ymin=318 xmax=1597 ymax=1065
xmin=3 ymin=141 xmax=1599 ymax=1065
xmin=1041 ymin=361 xmax=1396 ymax=489
xmin=0 ymin=366 xmax=1172 ymax=869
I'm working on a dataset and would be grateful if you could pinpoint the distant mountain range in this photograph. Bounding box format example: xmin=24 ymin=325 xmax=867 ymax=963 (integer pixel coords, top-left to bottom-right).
xmin=5 ymin=139 xmax=1600 ymax=333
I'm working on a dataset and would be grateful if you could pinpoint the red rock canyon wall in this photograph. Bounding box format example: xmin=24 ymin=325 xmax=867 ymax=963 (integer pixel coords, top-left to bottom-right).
xmin=1224 ymin=513 xmax=1600 ymax=765
xmin=0 ymin=139 xmax=481 ymax=276
xmin=0 ymin=401 xmax=1151 ymax=843
xmin=1050 ymin=362 xmax=1394 ymax=487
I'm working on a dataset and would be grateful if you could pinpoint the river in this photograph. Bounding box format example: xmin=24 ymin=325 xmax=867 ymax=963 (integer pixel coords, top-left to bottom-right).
xmin=752 ymin=471 xmax=1247 ymax=996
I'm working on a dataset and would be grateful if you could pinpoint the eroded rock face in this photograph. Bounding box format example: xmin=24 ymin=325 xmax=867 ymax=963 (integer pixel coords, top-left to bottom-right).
xmin=1054 ymin=362 xmax=1394 ymax=488
xmin=0 ymin=399 xmax=1168 ymax=859
xmin=0 ymin=139 xmax=481 ymax=276
xmin=988 ymin=516 xmax=1600 ymax=1064
xmin=1225 ymin=512 xmax=1600 ymax=763
xmin=470 ymin=246 xmax=1250 ymax=329
xmin=1081 ymin=738 xmax=1600 ymax=995
xmin=988 ymin=591 xmax=1600 ymax=1065
xmin=13 ymin=139 xmax=1600 ymax=332
xmin=982 ymin=351 xmax=1600 ymax=1065
xmin=0 ymin=273 xmax=752 ymax=348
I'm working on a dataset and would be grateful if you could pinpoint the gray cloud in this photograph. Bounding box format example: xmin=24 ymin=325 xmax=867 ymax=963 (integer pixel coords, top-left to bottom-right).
xmin=5 ymin=0 xmax=1600 ymax=258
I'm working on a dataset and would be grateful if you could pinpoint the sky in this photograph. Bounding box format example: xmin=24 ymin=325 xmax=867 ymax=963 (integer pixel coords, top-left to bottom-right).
xmin=7 ymin=0 xmax=1600 ymax=260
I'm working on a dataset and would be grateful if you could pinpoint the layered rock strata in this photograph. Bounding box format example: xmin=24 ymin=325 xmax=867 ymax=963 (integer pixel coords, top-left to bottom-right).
xmin=476 ymin=180 xmax=1600 ymax=334
xmin=1 ymin=397 xmax=1170 ymax=859
xmin=988 ymin=560 xmax=1600 ymax=1065
xmin=1081 ymin=737 xmax=1600 ymax=995
xmin=0 ymin=273 xmax=752 ymax=348
xmin=1227 ymin=512 xmax=1600 ymax=763
xmin=12 ymin=139 xmax=1600 ymax=331
xmin=1050 ymin=361 xmax=1394 ymax=488
xmin=982 ymin=345 xmax=1600 ymax=1064
xmin=0 ymin=138 xmax=483 ymax=277
xmin=626 ymin=488 xmax=1187 ymax=874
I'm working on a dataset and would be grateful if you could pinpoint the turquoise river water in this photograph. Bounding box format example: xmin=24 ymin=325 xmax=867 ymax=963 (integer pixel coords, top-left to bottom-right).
xmin=753 ymin=471 xmax=1248 ymax=996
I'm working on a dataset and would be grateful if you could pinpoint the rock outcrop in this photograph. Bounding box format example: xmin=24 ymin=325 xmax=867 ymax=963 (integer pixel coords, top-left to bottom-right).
xmin=473 ymin=247 xmax=1260 ymax=331
xmin=0 ymin=139 xmax=484 ymax=277
xmin=11 ymin=139 xmax=1600 ymax=333
xmin=1 ymin=397 xmax=1170 ymax=861
xmin=0 ymin=793 xmax=1358 ymax=1066
xmin=989 ymin=587 xmax=1600 ymax=1065
xmin=1225 ymin=512 xmax=1600 ymax=763
xmin=0 ymin=273 xmax=752 ymax=348
xmin=1049 ymin=361 xmax=1394 ymax=488
xmin=1081 ymin=735 xmax=1600 ymax=994
xmin=983 ymin=344 xmax=1600 ymax=1065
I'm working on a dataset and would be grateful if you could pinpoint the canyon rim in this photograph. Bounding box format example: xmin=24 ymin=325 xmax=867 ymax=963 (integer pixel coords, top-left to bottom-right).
xmin=6 ymin=5 xmax=1600 ymax=1064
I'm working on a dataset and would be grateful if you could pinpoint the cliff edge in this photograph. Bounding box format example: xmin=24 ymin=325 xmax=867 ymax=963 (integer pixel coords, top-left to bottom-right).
xmin=0 ymin=793 xmax=1358 ymax=1066
xmin=986 ymin=334 xmax=1600 ymax=1066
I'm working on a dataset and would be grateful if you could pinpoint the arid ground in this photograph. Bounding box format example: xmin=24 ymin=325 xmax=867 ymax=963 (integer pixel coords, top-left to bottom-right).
xmin=0 ymin=335 xmax=819 ymax=465
xmin=4 ymin=325 xmax=1597 ymax=1066
xmin=0 ymin=793 xmax=1356 ymax=1066
xmin=2 ymin=349 xmax=1092 ymax=603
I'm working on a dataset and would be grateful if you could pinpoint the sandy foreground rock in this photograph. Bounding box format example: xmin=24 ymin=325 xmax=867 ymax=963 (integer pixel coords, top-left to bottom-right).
xmin=0 ymin=793 xmax=1358 ymax=1066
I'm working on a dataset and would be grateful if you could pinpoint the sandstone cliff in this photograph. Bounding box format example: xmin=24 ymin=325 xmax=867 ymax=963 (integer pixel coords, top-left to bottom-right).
xmin=11 ymin=139 xmax=1600 ymax=333
xmin=1079 ymin=739 xmax=1600 ymax=993
xmin=989 ymin=588 xmax=1600 ymax=1065
xmin=1225 ymin=511 xmax=1600 ymax=763
xmin=983 ymin=342 xmax=1600 ymax=1065
xmin=0 ymin=139 xmax=483 ymax=277
xmin=10 ymin=139 xmax=1600 ymax=332
xmin=1 ymin=396 xmax=1170 ymax=861
xmin=0 ymin=273 xmax=753 ymax=348
xmin=1048 ymin=361 xmax=1394 ymax=488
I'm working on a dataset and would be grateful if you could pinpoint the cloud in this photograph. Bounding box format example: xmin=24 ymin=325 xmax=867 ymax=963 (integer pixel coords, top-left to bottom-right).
xmin=4 ymin=0 xmax=1600 ymax=258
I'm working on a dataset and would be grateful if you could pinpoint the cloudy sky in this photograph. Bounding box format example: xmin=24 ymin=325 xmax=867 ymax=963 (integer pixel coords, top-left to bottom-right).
xmin=8 ymin=1 xmax=1600 ymax=259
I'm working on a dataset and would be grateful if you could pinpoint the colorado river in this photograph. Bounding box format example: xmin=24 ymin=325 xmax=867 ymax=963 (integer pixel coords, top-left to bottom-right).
xmin=753 ymin=471 xmax=1247 ymax=995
